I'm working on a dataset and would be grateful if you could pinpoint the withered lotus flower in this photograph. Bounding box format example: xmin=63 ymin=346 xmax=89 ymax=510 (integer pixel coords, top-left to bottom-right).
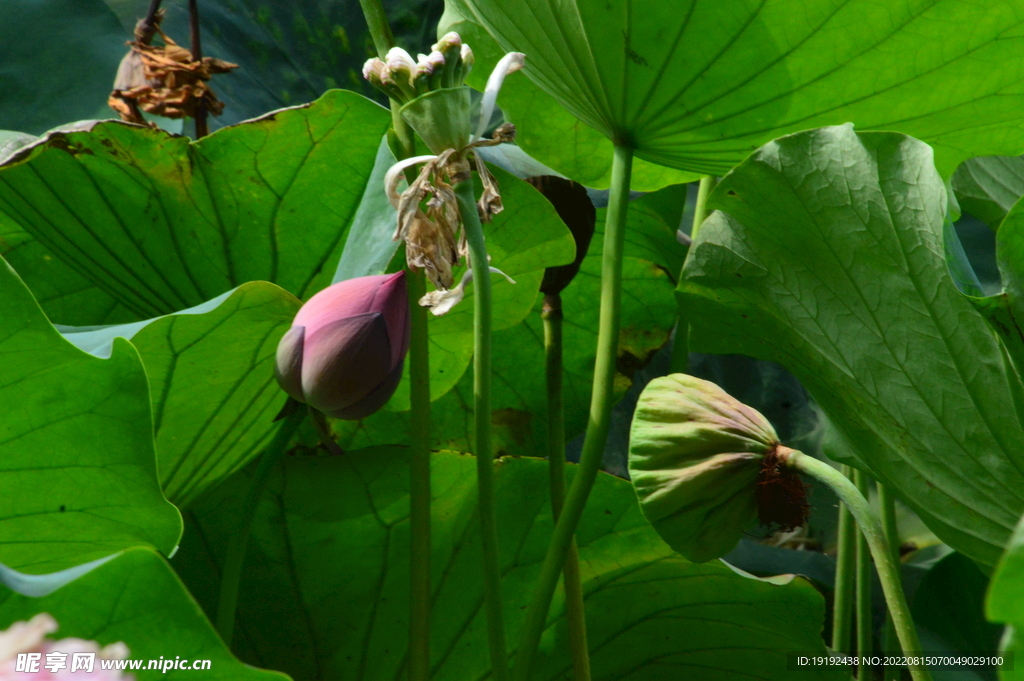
xmin=109 ymin=15 xmax=237 ymax=125
xmin=275 ymin=272 xmax=410 ymax=420
xmin=628 ymin=374 xmax=808 ymax=562
xmin=367 ymin=33 xmax=524 ymax=315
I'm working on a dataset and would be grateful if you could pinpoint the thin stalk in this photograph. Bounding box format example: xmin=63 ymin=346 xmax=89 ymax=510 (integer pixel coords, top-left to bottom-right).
xmin=187 ymin=0 xmax=208 ymax=139
xmin=354 ymin=6 xmax=429 ymax=678
xmin=689 ymin=175 xmax=718 ymax=242
xmin=785 ymin=452 xmax=932 ymax=681
xmin=358 ymin=0 xmax=396 ymax=57
xmin=216 ymin=406 xmax=305 ymax=645
xmin=854 ymin=469 xmax=873 ymax=679
xmin=879 ymin=484 xmax=903 ymax=681
xmin=512 ymin=144 xmax=634 ymax=681
xmin=669 ymin=174 xmax=717 ymax=374
xmin=455 ymin=177 xmax=508 ymax=681
xmin=408 ymin=269 xmax=432 ymax=681
xmin=832 ymin=464 xmax=856 ymax=653
xmin=141 ymin=0 xmax=163 ymax=36
xmin=543 ymin=293 xmax=591 ymax=681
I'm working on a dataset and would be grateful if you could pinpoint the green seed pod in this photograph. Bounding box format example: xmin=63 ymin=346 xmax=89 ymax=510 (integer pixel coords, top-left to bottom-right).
xmin=628 ymin=373 xmax=806 ymax=562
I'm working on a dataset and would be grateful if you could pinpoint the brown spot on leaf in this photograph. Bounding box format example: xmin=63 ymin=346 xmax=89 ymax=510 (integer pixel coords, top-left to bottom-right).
xmin=491 ymin=408 xmax=532 ymax=447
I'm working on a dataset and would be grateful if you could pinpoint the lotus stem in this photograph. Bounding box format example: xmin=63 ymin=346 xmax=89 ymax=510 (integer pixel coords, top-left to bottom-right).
xmin=785 ymin=452 xmax=932 ymax=681
xmin=689 ymin=175 xmax=717 ymax=242
xmin=455 ymin=176 xmax=509 ymax=681
xmin=216 ymin=404 xmax=305 ymax=645
xmin=832 ymin=464 xmax=856 ymax=654
xmin=878 ymin=483 xmax=903 ymax=681
xmin=408 ymin=268 xmax=432 ymax=681
xmin=670 ymin=174 xmax=717 ymax=374
xmin=854 ymin=469 xmax=873 ymax=679
xmin=512 ymin=143 xmax=634 ymax=681
xmin=355 ymin=4 xmax=430 ymax=678
xmin=187 ymin=0 xmax=207 ymax=138
xmin=543 ymin=293 xmax=591 ymax=681
xmin=358 ymin=0 xmax=396 ymax=57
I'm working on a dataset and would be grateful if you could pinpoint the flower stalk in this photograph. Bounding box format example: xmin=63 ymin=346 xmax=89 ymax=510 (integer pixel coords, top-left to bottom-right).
xmin=783 ymin=452 xmax=932 ymax=681
xmin=854 ymin=469 xmax=873 ymax=678
xmin=356 ymin=6 xmax=431 ymax=680
xmin=513 ymin=143 xmax=634 ymax=681
xmin=369 ymin=33 xmax=526 ymax=679
xmin=832 ymin=464 xmax=857 ymax=654
xmin=543 ymin=293 xmax=591 ymax=681
xmin=879 ymin=483 xmax=903 ymax=681
xmin=455 ymin=175 xmax=509 ymax=681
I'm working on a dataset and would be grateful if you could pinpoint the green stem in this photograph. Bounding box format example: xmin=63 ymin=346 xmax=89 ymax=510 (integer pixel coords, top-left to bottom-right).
xmin=879 ymin=484 xmax=903 ymax=681
xmin=669 ymin=174 xmax=717 ymax=374
xmin=353 ymin=7 xmax=429 ymax=677
xmin=408 ymin=268 xmax=432 ymax=681
xmin=689 ymin=175 xmax=718 ymax=242
xmin=543 ymin=294 xmax=592 ymax=681
xmin=455 ymin=176 xmax=508 ymax=681
xmin=785 ymin=452 xmax=932 ymax=681
xmin=358 ymin=0 xmax=395 ymax=57
xmin=832 ymin=464 xmax=856 ymax=653
xmin=854 ymin=469 xmax=873 ymax=679
xmin=512 ymin=144 xmax=634 ymax=681
xmin=216 ymin=405 xmax=305 ymax=645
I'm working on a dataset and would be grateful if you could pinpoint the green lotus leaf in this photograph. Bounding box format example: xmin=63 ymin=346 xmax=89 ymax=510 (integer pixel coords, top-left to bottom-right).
xmin=952 ymin=155 xmax=1024 ymax=230
xmin=628 ymin=374 xmax=779 ymax=562
xmin=172 ymin=448 xmax=842 ymax=681
xmin=0 ymin=256 xmax=181 ymax=573
xmin=448 ymin=0 xmax=1024 ymax=176
xmin=679 ymin=124 xmax=1024 ymax=565
xmin=0 ymin=548 xmax=289 ymax=681
xmin=987 ymin=511 xmax=1024 ymax=679
xmin=967 ymin=197 xmax=1024 ymax=381
xmin=0 ymin=89 xmax=390 ymax=325
xmin=59 ymin=282 xmax=301 ymax=508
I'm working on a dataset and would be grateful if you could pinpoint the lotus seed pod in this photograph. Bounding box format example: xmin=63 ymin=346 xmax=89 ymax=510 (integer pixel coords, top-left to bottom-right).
xmin=628 ymin=374 xmax=806 ymax=562
xmin=274 ymin=272 xmax=410 ymax=420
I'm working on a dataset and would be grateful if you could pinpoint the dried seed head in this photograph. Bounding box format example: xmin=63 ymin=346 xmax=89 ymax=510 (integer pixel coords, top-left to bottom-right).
xmin=109 ymin=18 xmax=237 ymax=125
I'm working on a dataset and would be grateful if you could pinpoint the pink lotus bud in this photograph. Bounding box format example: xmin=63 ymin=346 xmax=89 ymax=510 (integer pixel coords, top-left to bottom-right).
xmin=0 ymin=613 xmax=134 ymax=679
xmin=275 ymin=272 xmax=410 ymax=420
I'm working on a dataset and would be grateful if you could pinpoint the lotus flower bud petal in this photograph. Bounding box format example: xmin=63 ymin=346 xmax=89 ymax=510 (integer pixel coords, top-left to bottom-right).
xmin=416 ymin=50 xmax=446 ymax=77
xmin=274 ymin=325 xmax=306 ymax=402
xmin=628 ymin=374 xmax=803 ymax=563
xmin=459 ymin=44 xmax=474 ymax=80
xmin=431 ymin=31 xmax=462 ymax=55
xmin=331 ymin=361 xmax=404 ymax=420
xmin=302 ymin=313 xmax=393 ymax=415
xmin=275 ymin=272 xmax=410 ymax=420
xmin=362 ymin=58 xmax=386 ymax=82
xmin=385 ymin=47 xmax=416 ymax=72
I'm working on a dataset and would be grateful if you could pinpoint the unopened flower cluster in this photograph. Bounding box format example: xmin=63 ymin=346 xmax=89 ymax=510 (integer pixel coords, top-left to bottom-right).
xmin=363 ymin=33 xmax=474 ymax=104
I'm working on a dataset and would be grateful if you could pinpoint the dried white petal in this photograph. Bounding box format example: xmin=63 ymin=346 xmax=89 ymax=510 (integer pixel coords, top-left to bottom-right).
xmin=384 ymin=155 xmax=439 ymax=208
xmin=473 ymin=52 xmax=525 ymax=143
